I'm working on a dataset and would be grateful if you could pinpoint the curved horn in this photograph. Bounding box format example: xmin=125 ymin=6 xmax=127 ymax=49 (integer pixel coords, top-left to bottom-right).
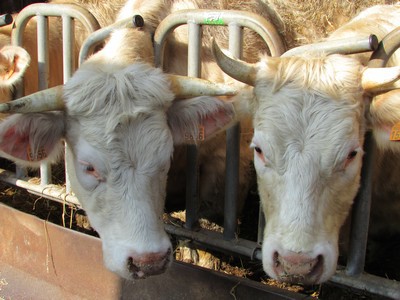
xmin=0 ymin=86 xmax=64 ymax=113
xmin=212 ymin=38 xmax=257 ymax=86
xmin=361 ymin=66 xmax=400 ymax=92
xmin=168 ymin=75 xmax=237 ymax=98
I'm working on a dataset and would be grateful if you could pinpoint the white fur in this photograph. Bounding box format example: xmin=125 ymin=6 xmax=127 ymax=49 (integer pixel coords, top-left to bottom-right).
xmin=240 ymin=5 xmax=400 ymax=284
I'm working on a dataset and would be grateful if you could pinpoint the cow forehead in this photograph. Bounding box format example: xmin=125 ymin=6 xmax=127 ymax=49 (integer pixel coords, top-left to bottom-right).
xmin=254 ymin=89 xmax=362 ymax=137
xmin=68 ymin=111 xmax=173 ymax=165
xmin=63 ymin=62 xmax=175 ymax=117
xmin=252 ymin=94 xmax=363 ymax=173
xmin=255 ymin=54 xmax=364 ymax=103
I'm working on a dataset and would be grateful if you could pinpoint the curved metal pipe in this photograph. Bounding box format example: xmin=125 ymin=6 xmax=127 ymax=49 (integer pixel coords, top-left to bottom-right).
xmin=154 ymin=9 xmax=285 ymax=68
xmin=369 ymin=27 xmax=400 ymax=68
xmin=283 ymin=35 xmax=378 ymax=57
xmin=11 ymin=3 xmax=100 ymax=46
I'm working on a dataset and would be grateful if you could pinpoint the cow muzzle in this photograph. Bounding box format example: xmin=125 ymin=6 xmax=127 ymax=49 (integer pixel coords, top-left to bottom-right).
xmin=127 ymin=248 xmax=172 ymax=279
xmin=272 ymin=251 xmax=324 ymax=285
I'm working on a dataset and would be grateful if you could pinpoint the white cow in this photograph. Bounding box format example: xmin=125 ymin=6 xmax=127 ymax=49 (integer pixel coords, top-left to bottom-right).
xmin=0 ymin=0 xmax=275 ymax=280
xmin=213 ymin=4 xmax=400 ymax=284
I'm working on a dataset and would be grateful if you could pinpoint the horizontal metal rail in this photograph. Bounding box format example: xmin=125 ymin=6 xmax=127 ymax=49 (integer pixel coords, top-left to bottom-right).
xmin=282 ymin=34 xmax=379 ymax=57
xmin=0 ymin=168 xmax=79 ymax=206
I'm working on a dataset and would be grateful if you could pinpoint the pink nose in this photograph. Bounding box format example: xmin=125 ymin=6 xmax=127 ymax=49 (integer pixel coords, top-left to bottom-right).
xmin=273 ymin=251 xmax=324 ymax=284
xmin=127 ymin=249 xmax=171 ymax=279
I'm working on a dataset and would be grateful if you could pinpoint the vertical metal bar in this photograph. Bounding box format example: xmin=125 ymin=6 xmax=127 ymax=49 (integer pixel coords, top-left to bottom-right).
xmin=62 ymin=15 xmax=74 ymax=81
xmin=37 ymin=15 xmax=52 ymax=185
xmin=346 ymin=132 xmax=375 ymax=276
xmin=257 ymin=204 xmax=265 ymax=244
xmin=184 ymin=21 xmax=201 ymax=230
xmin=12 ymin=13 xmax=26 ymax=179
xmin=223 ymin=23 xmax=243 ymax=240
xmin=62 ymin=15 xmax=75 ymax=193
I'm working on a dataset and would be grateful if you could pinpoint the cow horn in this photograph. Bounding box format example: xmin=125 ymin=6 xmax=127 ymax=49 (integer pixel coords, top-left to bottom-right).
xmin=361 ymin=66 xmax=400 ymax=92
xmin=212 ymin=39 xmax=257 ymax=86
xmin=168 ymin=74 xmax=237 ymax=98
xmin=0 ymin=86 xmax=64 ymax=113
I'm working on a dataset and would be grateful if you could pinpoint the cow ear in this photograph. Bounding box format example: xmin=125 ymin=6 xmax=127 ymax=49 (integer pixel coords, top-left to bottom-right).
xmin=0 ymin=45 xmax=30 ymax=86
xmin=370 ymin=90 xmax=400 ymax=152
xmin=0 ymin=112 xmax=65 ymax=167
xmin=167 ymin=96 xmax=235 ymax=144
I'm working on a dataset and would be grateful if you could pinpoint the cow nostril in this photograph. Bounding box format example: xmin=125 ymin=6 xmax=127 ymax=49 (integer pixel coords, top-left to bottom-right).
xmin=127 ymin=249 xmax=172 ymax=279
xmin=310 ymin=255 xmax=324 ymax=277
xmin=273 ymin=251 xmax=280 ymax=268
xmin=272 ymin=252 xmax=324 ymax=284
xmin=127 ymin=257 xmax=142 ymax=278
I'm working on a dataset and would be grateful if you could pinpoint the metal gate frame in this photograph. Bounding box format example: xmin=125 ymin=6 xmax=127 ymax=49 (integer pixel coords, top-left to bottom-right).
xmin=0 ymin=3 xmax=399 ymax=299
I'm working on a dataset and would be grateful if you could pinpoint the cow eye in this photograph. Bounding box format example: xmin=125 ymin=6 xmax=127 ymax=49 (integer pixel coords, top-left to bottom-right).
xmin=347 ymin=150 xmax=358 ymax=161
xmin=343 ymin=148 xmax=361 ymax=169
xmin=254 ymin=146 xmax=262 ymax=154
xmin=85 ymin=164 xmax=95 ymax=172
xmin=79 ymin=160 xmax=104 ymax=181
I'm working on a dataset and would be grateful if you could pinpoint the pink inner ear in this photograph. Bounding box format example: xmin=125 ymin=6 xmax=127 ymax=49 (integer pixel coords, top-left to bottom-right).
xmin=0 ymin=126 xmax=50 ymax=162
xmin=202 ymin=108 xmax=233 ymax=138
xmin=0 ymin=127 xmax=31 ymax=161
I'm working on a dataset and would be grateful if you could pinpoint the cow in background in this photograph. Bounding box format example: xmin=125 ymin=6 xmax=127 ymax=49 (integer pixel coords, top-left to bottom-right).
xmin=213 ymin=4 xmax=400 ymax=284
xmin=0 ymin=33 xmax=30 ymax=104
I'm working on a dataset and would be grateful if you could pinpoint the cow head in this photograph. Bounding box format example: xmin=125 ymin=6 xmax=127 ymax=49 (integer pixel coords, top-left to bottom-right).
xmin=213 ymin=40 xmax=400 ymax=284
xmin=0 ymin=43 xmax=30 ymax=103
xmin=0 ymin=61 xmax=236 ymax=280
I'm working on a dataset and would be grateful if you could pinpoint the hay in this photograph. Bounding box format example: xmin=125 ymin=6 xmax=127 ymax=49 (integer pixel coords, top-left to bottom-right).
xmin=263 ymin=0 xmax=396 ymax=49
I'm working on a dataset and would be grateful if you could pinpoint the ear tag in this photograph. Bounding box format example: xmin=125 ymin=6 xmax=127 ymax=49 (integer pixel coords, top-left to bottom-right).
xmin=27 ymin=145 xmax=48 ymax=161
xmin=184 ymin=125 xmax=205 ymax=142
xmin=390 ymin=122 xmax=400 ymax=141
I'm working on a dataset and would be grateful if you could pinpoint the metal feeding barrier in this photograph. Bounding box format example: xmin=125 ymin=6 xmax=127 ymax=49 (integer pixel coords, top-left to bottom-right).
xmin=0 ymin=3 xmax=100 ymax=205
xmin=0 ymin=3 xmax=400 ymax=299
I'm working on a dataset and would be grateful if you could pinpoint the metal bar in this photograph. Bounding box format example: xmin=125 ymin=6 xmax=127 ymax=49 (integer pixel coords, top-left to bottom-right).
xmin=223 ymin=23 xmax=242 ymax=240
xmin=36 ymin=15 xmax=52 ymax=186
xmin=62 ymin=15 xmax=75 ymax=82
xmin=345 ymin=132 xmax=375 ymax=276
xmin=154 ymin=9 xmax=285 ymax=68
xmin=0 ymin=168 xmax=79 ymax=206
xmin=331 ymin=270 xmax=400 ymax=299
xmin=79 ymin=15 xmax=144 ymax=64
xmin=166 ymin=224 xmax=261 ymax=260
xmin=369 ymin=27 xmax=400 ymax=67
xmin=62 ymin=15 xmax=75 ymax=194
xmin=12 ymin=3 xmax=100 ymax=46
xmin=345 ymin=26 xmax=400 ymax=278
xmin=257 ymin=204 xmax=265 ymax=245
xmin=282 ymin=35 xmax=379 ymax=57
xmin=184 ymin=21 xmax=201 ymax=230
xmin=9 ymin=3 xmax=100 ymax=195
